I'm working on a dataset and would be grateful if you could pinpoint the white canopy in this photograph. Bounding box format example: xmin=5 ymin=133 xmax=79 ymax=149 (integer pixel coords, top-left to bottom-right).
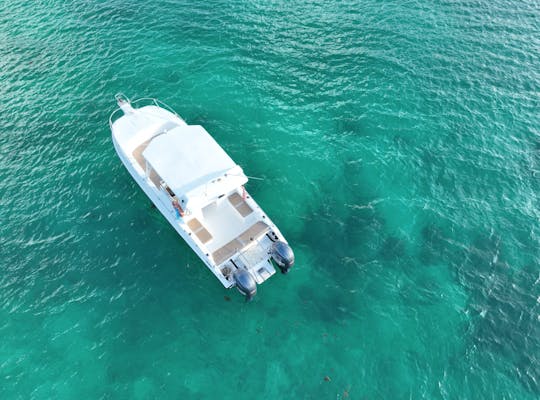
xmin=142 ymin=125 xmax=247 ymax=208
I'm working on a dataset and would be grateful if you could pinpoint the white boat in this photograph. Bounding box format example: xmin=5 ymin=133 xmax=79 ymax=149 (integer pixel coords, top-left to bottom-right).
xmin=109 ymin=94 xmax=294 ymax=299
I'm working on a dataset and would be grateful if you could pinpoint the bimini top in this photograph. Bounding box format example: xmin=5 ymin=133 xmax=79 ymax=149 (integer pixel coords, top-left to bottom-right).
xmin=142 ymin=125 xmax=247 ymax=208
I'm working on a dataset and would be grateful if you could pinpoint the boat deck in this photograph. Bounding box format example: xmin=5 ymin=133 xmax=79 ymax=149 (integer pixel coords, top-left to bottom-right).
xmin=211 ymin=221 xmax=269 ymax=265
xmin=181 ymin=192 xmax=269 ymax=265
xmin=132 ymin=139 xmax=161 ymax=187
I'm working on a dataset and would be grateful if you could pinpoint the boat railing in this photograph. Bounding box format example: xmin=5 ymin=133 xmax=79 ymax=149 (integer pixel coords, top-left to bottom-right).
xmin=109 ymin=95 xmax=181 ymax=129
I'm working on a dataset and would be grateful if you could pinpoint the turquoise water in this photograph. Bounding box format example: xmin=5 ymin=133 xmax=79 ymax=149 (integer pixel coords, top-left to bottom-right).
xmin=1 ymin=0 xmax=539 ymax=398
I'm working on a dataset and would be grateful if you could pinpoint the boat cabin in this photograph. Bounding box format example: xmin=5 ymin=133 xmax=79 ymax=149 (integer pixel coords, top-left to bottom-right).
xmin=140 ymin=125 xmax=248 ymax=212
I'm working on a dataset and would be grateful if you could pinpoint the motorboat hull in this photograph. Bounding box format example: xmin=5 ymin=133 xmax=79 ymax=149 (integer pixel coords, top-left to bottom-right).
xmin=109 ymin=96 xmax=293 ymax=297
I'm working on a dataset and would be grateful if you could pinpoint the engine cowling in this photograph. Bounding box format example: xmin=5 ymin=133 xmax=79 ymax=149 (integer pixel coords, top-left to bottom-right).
xmin=233 ymin=269 xmax=257 ymax=301
xmin=271 ymin=241 xmax=295 ymax=274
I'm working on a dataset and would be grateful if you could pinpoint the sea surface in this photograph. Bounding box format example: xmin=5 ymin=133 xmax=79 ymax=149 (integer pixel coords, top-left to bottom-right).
xmin=0 ymin=0 xmax=539 ymax=398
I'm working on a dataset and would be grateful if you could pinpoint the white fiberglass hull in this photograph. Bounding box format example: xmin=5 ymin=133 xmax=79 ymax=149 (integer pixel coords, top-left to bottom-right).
xmin=109 ymin=96 xmax=294 ymax=297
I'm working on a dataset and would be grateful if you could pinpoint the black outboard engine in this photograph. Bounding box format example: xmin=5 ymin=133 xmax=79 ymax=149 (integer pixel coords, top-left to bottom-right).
xmin=233 ymin=269 xmax=257 ymax=301
xmin=271 ymin=241 xmax=295 ymax=274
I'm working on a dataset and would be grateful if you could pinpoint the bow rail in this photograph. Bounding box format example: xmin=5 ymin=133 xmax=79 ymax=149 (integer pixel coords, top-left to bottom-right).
xmin=109 ymin=94 xmax=180 ymax=129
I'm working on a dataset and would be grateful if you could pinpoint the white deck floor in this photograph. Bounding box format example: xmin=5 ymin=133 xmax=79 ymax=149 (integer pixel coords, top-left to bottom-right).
xmin=202 ymin=198 xmax=250 ymax=253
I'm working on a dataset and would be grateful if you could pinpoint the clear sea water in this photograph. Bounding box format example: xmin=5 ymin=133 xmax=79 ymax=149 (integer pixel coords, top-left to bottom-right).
xmin=1 ymin=0 xmax=539 ymax=398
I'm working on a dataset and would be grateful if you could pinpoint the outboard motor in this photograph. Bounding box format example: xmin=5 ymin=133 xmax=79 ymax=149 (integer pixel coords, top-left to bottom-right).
xmin=233 ymin=269 xmax=257 ymax=301
xmin=271 ymin=241 xmax=295 ymax=274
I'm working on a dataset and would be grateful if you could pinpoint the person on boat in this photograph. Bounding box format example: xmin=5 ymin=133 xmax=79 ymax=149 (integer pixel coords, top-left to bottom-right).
xmin=172 ymin=198 xmax=185 ymax=218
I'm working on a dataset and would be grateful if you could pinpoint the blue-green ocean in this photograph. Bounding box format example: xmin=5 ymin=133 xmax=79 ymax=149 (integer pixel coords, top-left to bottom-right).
xmin=1 ymin=0 xmax=539 ymax=398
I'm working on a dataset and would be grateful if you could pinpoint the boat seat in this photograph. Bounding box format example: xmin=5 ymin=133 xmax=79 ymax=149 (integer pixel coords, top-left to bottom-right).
xmin=237 ymin=221 xmax=269 ymax=245
xmin=148 ymin=169 xmax=161 ymax=187
xmin=132 ymin=139 xmax=162 ymax=187
xmin=212 ymin=238 xmax=243 ymax=266
xmin=132 ymin=139 xmax=151 ymax=170
xmin=228 ymin=192 xmax=253 ymax=217
xmin=211 ymin=221 xmax=269 ymax=265
xmin=187 ymin=218 xmax=213 ymax=244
